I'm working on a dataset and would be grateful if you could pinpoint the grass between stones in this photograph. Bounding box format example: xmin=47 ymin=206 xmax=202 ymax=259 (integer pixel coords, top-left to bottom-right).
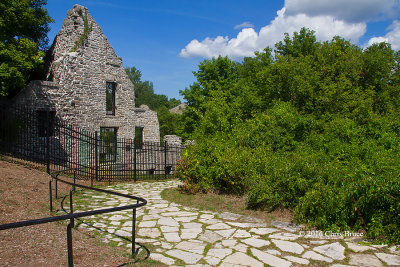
xmin=66 ymin=187 xmax=169 ymax=266
xmin=60 ymin=180 xmax=400 ymax=266
xmin=160 ymin=187 xmax=294 ymax=224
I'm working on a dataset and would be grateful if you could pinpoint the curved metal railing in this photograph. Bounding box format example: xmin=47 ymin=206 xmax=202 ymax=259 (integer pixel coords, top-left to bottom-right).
xmin=0 ymin=168 xmax=147 ymax=266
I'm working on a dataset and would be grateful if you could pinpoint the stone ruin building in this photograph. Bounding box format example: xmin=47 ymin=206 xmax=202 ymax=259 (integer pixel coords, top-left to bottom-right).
xmin=13 ymin=4 xmax=160 ymax=143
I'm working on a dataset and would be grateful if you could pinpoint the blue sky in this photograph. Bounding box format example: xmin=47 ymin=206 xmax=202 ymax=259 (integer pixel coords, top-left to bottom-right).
xmin=46 ymin=0 xmax=400 ymax=101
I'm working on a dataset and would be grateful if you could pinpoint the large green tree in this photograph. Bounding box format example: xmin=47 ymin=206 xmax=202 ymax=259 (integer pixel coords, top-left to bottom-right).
xmin=125 ymin=66 xmax=181 ymax=110
xmin=179 ymin=56 xmax=239 ymax=139
xmin=275 ymin=27 xmax=319 ymax=58
xmin=125 ymin=66 xmax=182 ymax=138
xmin=0 ymin=0 xmax=53 ymax=97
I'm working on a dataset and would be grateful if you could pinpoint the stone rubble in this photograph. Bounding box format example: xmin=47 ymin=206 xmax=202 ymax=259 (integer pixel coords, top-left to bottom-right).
xmin=74 ymin=180 xmax=400 ymax=266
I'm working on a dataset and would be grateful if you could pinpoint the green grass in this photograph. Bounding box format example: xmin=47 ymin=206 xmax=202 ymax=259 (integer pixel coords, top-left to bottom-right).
xmin=5 ymin=199 xmax=19 ymax=206
xmin=161 ymin=187 xmax=294 ymax=224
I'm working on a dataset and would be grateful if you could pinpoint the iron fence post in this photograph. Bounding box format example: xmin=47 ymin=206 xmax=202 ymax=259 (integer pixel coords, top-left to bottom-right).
xmin=69 ymin=190 xmax=74 ymax=227
xmin=73 ymin=170 xmax=76 ymax=191
xmin=46 ymin=109 xmax=50 ymax=174
xmin=94 ymin=131 xmax=98 ymax=185
xmin=67 ymin=222 xmax=74 ymax=267
xmin=164 ymin=141 xmax=167 ymax=179
xmin=55 ymin=177 xmax=58 ymax=199
xmin=133 ymin=138 xmax=137 ymax=182
xmin=49 ymin=180 xmax=52 ymax=212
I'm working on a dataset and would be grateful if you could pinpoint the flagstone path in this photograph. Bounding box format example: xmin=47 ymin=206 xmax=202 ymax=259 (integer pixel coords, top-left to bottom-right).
xmin=73 ymin=180 xmax=400 ymax=266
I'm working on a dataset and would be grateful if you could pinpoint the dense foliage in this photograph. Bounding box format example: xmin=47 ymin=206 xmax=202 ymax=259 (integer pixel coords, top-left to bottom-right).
xmin=176 ymin=28 xmax=400 ymax=243
xmin=0 ymin=0 xmax=53 ymax=97
xmin=125 ymin=67 xmax=182 ymax=138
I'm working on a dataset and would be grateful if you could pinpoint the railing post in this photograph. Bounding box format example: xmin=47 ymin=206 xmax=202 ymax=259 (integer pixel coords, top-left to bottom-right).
xmin=132 ymin=206 xmax=137 ymax=257
xmin=69 ymin=190 xmax=74 ymax=227
xmin=46 ymin=109 xmax=50 ymax=174
xmin=133 ymin=138 xmax=137 ymax=182
xmin=164 ymin=141 xmax=168 ymax=179
xmin=94 ymin=131 xmax=98 ymax=186
xmin=55 ymin=177 xmax=58 ymax=199
xmin=49 ymin=180 xmax=52 ymax=212
xmin=67 ymin=222 xmax=74 ymax=267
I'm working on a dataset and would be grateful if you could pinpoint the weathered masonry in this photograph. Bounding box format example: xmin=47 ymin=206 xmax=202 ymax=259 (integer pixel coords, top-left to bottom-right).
xmin=13 ymin=4 xmax=160 ymax=143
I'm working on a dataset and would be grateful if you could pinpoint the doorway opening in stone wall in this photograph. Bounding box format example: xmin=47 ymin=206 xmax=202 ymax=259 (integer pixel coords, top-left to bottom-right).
xmin=37 ymin=110 xmax=56 ymax=137
xmin=106 ymin=81 xmax=116 ymax=115
xmin=100 ymin=127 xmax=118 ymax=162
xmin=135 ymin=126 xmax=143 ymax=149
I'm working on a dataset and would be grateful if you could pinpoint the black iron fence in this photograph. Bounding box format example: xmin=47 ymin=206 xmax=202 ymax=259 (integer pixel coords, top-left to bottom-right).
xmin=0 ymin=105 xmax=184 ymax=182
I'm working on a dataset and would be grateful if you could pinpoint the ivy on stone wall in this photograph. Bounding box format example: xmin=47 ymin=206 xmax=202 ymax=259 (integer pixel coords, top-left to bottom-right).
xmin=70 ymin=9 xmax=93 ymax=52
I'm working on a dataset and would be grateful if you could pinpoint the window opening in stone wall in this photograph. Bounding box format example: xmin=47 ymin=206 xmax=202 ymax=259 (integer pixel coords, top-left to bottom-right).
xmin=37 ymin=110 xmax=56 ymax=137
xmin=100 ymin=127 xmax=118 ymax=162
xmin=135 ymin=126 xmax=143 ymax=149
xmin=106 ymin=81 xmax=116 ymax=115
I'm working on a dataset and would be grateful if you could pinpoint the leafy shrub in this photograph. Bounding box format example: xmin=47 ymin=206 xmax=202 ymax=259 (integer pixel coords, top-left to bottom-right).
xmin=175 ymin=104 xmax=400 ymax=243
xmin=176 ymin=28 xmax=400 ymax=243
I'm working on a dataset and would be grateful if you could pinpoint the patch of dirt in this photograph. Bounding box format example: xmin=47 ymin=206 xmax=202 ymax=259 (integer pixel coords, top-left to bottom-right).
xmin=0 ymin=159 xmax=134 ymax=267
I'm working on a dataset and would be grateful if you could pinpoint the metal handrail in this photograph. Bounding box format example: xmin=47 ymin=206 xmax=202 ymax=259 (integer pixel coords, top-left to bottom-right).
xmin=0 ymin=168 xmax=147 ymax=266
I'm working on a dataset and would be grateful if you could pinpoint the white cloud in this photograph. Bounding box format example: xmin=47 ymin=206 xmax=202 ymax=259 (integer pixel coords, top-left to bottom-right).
xmin=234 ymin=21 xmax=255 ymax=30
xmin=368 ymin=36 xmax=390 ymax=46
xmin=285 ymin=0 xmax=400 ymax=22
xmin=179 ymin=28 xmax=259 ymax=59
xmin=257 ymin=8 xmax=366 ymax=46
xmin=368 ymin=20 xmax=400 ymax=50
xmin=180 ymin=8 xmax=366 ymax=59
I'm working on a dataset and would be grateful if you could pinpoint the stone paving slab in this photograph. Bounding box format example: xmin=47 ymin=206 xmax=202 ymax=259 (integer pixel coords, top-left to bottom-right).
xmin=313 ymin=242 xmax=345 ymax=260
xmin=273 ymin=239 xmax=305 ymax=255
xmin=251 ymin=248 xmax=291 ymax=267
xmin=375 ymin=252 xmax=400 ymax=265
xmin=349 ymin=253 xmax=383 ymax=267
xmin=74 ymin=180 xmax=400 ymax=266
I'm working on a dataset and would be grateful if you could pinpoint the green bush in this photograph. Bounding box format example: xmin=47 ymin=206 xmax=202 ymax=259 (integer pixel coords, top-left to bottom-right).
xmin=176 ymin=28 xmax=400 ymax=243
xmin=175 ymin=106 xmax=400 ymax=243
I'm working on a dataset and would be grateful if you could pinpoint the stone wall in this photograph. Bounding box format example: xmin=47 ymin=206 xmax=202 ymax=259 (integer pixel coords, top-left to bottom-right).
xmin=134 ymin=105 xmax=160 ymax=143
xmin=13 ymin=4 xmax=160 ymax=143
xmin=164 ymin=135 xmax=182 ymax=146
xmin=14 ymin=81 xmax=59 ymax=110
xmin=169 ymin=103 xmax=187 ymax=114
